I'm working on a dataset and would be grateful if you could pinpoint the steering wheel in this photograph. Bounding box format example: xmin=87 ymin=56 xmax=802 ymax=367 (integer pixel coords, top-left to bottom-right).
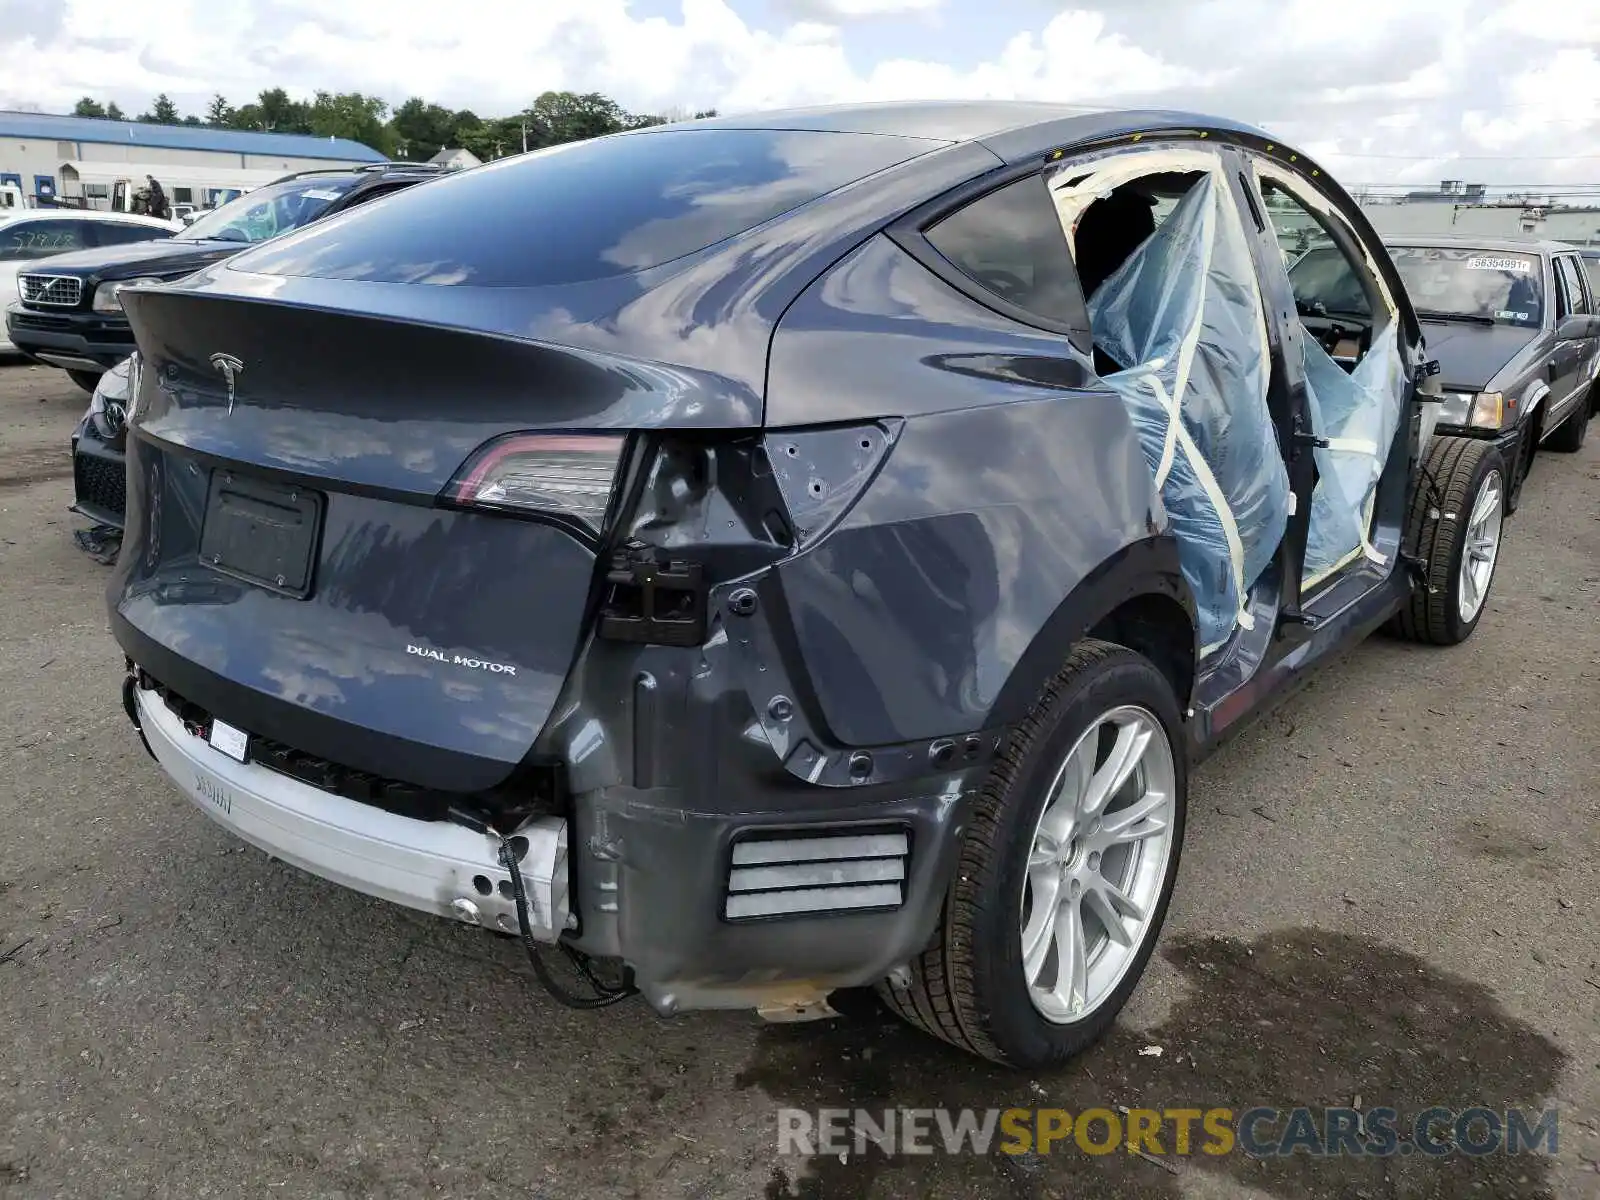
xmin=241 ymin=204 xmax=275 ymax=241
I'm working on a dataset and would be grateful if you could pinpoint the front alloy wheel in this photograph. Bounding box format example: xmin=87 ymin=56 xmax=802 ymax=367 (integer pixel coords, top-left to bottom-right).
xmin=1391 ymin=435 xmax=1507 ymax=645
xmin=1456 ymin=469 xmax=1503 ymax=625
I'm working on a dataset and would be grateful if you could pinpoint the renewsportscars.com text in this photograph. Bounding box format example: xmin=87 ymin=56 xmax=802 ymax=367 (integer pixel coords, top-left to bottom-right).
xmin=778 ymin=1106 xmax=1559 ymax=1159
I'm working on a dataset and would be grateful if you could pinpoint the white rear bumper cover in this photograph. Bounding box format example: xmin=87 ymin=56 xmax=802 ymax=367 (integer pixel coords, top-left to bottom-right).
xmin=135 ymin=683 xmax=569 ymax=939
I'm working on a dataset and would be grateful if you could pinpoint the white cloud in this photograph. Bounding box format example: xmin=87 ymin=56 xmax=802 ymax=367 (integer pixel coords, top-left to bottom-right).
xmin=0 ymin=0 xmax=1596 ymax=187
xmin=779 ymin=0 xmax=942 ymax=16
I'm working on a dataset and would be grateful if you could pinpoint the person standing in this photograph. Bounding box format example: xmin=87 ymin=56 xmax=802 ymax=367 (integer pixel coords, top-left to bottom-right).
xmin=145 ymin=175 xmax=168 ymax=220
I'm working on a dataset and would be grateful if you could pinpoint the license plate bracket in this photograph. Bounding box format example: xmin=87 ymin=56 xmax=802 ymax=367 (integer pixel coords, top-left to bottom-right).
xmin=198 ymin=471 xmax=322 ymax=598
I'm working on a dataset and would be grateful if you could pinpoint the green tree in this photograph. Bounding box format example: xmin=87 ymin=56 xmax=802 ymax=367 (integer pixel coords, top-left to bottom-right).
xmin=72 ymin=97 xmax=106 ymax=118
xmin=105 ymin=102 xmax=126 ymax=121
xmin=231 ymin=88 xmax=312 ymax=134
xmin=455 ymin=114 xmax=525 ymax=161
xmin=206 ymin=95 xmax=234 ymax=127
xmin=308 ymin=91 xmax=394 ymax=155
xmin=525 ymin=90 xmax=630 ymax=147
xmin=139 ymin=93 xmax=181 ymax=124
xmin=390 ymin=97 xmax=458 ymax=160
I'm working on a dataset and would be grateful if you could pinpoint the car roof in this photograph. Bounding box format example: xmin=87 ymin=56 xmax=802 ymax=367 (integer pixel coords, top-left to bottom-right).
xmin=271 ymin=162 xmax=450 ymax=187
xmin=0 ymin=208 xmax=174 ymax=226
xmin=681 ymin=100 xmax=1277 ymax=165
xmin=1383 ymin=232 xmax=1582 ymax=255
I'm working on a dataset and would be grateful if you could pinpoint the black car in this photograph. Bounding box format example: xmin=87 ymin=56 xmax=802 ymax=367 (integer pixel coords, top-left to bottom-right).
xmin=10 ymin=162 xmax=446 ymax=393
xmin=1382 ymin=236 xmax=1600 ymax=500
xmin=70 ymin=354 xmax=134 ymax=530
xmin=112 ymin=103 xmax=1506 ymax=1069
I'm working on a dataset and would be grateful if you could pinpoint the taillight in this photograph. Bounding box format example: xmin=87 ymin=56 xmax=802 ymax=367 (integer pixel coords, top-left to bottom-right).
xmin=443 ymin=433 xmax=625 ymax=538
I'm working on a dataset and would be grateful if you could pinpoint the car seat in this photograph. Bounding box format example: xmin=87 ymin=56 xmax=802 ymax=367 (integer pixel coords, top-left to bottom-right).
xmin=1074 ymin=190 xmax=1158 ymax=300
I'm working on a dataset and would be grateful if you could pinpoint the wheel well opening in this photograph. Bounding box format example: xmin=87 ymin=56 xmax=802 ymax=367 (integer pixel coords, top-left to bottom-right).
xmin=1089 ymin=594 xmax=1197 ymax=709
xmin=1528 ymin=397 xmax=1546 ymax=447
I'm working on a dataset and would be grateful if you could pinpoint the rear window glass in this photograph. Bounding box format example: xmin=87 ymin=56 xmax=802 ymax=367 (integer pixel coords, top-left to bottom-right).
xmin=235 ymin=128 xmax=933 ymax=287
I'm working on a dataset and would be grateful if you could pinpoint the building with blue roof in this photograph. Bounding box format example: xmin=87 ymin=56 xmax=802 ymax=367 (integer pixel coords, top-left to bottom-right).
xmin=0 ymin=109 xmax=385 ymax=210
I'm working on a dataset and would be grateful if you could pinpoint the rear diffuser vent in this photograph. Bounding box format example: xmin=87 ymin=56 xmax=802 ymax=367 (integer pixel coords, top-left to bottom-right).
xmin=724 ymin=828 xmax=908 ymax=921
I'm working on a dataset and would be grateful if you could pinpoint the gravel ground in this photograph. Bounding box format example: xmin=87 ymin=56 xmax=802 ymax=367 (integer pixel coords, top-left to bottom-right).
xmin=0 ymin=359 xmax=1596 ymax=1199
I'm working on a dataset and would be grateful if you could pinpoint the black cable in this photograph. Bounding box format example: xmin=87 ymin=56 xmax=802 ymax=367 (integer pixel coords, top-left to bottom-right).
xmin=495 ymin=837 xmax=637 ymax=1011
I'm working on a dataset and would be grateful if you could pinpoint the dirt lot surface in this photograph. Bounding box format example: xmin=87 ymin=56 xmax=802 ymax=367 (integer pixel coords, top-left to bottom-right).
xmin=0 ymin=359 xmax=1596 ymax=1199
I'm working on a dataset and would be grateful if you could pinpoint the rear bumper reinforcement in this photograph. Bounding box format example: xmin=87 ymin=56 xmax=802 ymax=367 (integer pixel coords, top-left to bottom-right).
xmin=133 ymin=682 xmax=570 ymax=939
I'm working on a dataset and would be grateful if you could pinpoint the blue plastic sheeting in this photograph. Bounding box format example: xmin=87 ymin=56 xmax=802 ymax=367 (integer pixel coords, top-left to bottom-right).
xmin=1085 ymin=171 xmax=1292 ymax=653
xmin=1300 ymin=321 xmax=1406 ymax=585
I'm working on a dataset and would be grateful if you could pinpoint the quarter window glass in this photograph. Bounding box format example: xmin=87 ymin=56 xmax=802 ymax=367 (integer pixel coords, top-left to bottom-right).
xmin=923 ymin=173 xmax=1084 ymax=327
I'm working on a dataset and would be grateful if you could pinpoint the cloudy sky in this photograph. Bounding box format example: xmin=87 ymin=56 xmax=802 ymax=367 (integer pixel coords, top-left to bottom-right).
xmin=1 ymin=0 xmax=1597 ymax=188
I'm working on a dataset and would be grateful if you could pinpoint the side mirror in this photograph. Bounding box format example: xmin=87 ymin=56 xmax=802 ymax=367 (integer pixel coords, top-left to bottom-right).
xmin=1556 ymin=313 xmax=1600 ymax=340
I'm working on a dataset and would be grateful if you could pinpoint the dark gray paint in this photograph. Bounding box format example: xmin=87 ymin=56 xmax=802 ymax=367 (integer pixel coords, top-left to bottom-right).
xmin=106 ymin=104 xmax=1444 ymax=1010
xmin=766 ymin=236 xmax=1157 ymax=745
xmin=1418 ymin=322 xmax=1541 ymax=394
xmin=1388 ymin=237 xmax=1600 ymax=456
xmin=111 ymin=438 xmax=593 ymax=791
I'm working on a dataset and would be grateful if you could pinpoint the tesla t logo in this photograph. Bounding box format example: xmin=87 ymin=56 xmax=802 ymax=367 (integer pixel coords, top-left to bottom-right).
xmin=209 ymin=352 xmax=244 ymax=413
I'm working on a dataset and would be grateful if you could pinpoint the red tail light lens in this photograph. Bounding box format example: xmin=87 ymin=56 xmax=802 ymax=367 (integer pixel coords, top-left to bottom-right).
xmin=444 ymin=433 xmax=626 ymax=538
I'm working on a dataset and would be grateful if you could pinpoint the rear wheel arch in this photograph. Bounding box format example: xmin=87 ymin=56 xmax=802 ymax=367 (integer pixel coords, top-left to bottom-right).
xmin=1086 ymin=591 xmax=1197 ymax=716
xmin=986 ymin=535 xmax=1198 ymax=729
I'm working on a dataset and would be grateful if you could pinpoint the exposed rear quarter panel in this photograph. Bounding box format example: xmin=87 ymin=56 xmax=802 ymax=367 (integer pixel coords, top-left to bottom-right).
xmin=766 ymin=234 xmax=1170 ymax=747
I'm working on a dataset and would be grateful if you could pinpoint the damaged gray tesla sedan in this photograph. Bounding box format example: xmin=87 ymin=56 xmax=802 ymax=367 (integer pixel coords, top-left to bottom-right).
xmin=111 ymin=102 xmax=1504 ymax=1068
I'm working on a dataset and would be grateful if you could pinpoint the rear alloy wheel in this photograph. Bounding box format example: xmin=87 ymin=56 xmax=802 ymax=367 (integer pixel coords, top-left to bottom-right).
xmin=1019 ymin=705 xmax=1177 ymax=1025
xmin=66 ymin=368 xmax=102 ymax=394
xmin=1544 ymin=394 xmax=1590 ymax=453
xmin=1391 ymin=436 xmax=1505 ymax=645
xmin=879 ymin=639 xmax=1186 ymax=1067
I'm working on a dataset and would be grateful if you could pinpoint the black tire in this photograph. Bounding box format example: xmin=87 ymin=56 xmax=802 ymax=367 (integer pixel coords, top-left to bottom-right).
xmin=1543 ymin=395 xmax=1589 ymax=453
xmin=66 ymin=368 xmax=102 ymax=394
xmin=878 ymin=638 xmax=1187 ymax=1068
xmin=1390 ymin=436 xmax=1506 ymax=646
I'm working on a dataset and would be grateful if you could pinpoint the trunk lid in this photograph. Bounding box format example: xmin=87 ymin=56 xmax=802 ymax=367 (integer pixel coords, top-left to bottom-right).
xmin=111 ymin=288 xmax=725 ymax=794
